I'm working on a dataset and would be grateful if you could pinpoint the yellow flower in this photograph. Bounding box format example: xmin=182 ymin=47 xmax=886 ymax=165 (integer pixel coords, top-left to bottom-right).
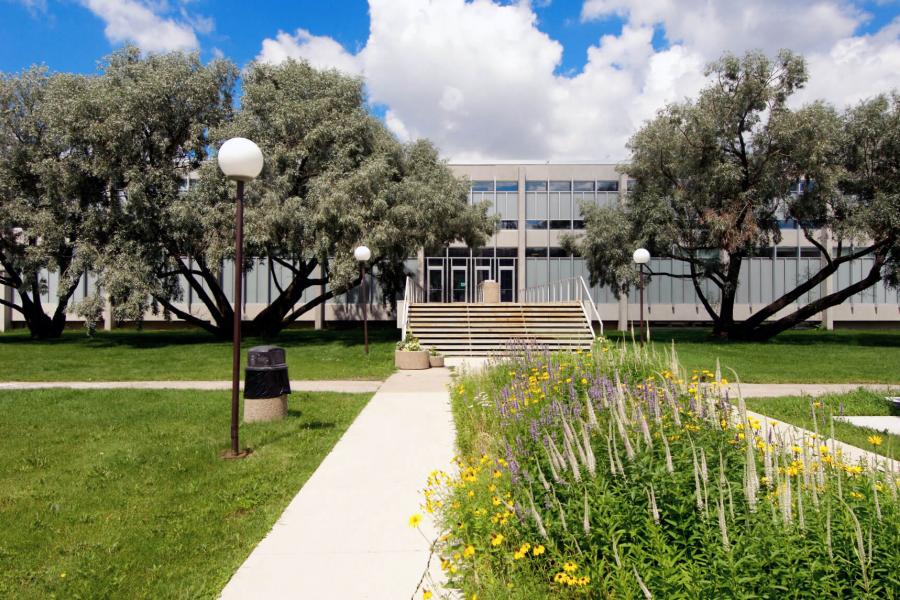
xmin=563 ymin=561 xmax=578 ymax=573
xmin=408 ymin=513 xmax=423 ymax=528
xmin=868 ymin=434 xmax=883 ymax=447
xmin=849 ymin=491 xmax=864 ymax=500
xmin=463 ymin=544 xmax=475 ymax=558
xmin=490 ymin=533 xmax=504 ymax=546
xmin=60 ymin=573 xmax=66 ymax=579
xmin=581 ymin=378 xmax=588 ymax=385
xmin=533 ymin=544 xmax=545 ymax=556
xmin=492 ymin=470 xmax=502 ymax=479
xmin=423 ymin=590 xmax=433 ymax=599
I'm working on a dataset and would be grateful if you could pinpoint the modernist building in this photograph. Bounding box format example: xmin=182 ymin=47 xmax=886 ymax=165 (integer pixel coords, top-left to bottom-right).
xmin=1 ymin=161 xmax=898 ymax=332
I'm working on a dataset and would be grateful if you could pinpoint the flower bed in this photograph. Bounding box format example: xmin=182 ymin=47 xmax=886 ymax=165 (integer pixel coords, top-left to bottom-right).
xmin=414 ymin=343 xmax=900 ymax=598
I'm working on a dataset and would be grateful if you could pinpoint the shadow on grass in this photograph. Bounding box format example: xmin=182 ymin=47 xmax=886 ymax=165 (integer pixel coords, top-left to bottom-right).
xmin=633 ymin=327 xmax=900 ymax=348
xmin=0 ymin=325 xmax=400 ymax=351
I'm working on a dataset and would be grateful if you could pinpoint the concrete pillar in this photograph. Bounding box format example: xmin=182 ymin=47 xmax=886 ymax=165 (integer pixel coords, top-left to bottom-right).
xmin=517 ymin=166 xmax=526 ymax=300
xmin=102 ymin=294 xmax=114 ymax=331
xmin=821 ymin=228 xmax=834 ymax=330
xmin=315 ymin=264 xmax=325 ymax=330
xmin=0 ymin=281 xmax=12 ymax=332
xmin=618 ymin=292 xmax=628 ymax=331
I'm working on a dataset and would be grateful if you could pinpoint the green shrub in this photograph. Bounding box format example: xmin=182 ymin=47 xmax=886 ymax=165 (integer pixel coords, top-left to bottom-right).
xmin=414 ymin=341 xmax=900 ymax=598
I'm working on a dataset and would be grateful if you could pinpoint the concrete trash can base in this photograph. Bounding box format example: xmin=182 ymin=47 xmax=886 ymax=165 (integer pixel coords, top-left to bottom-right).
xmin=395 ymin=350 xmax=430 ymax=369
xmin=244 ymin=394 xmax=288 ymax=422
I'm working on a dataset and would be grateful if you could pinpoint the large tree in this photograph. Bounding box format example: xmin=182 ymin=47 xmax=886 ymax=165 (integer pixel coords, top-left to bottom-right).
xmin=102 ymin=58 xmax=492 ymax=338
xmin=570 ymin=50 xmax=899 ymax=340
xmin=0 ymin=68 xmax=107 ymax=338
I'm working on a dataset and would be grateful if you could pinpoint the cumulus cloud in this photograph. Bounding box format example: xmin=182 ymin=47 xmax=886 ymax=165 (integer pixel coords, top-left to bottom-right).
xmin=258 ymin=0 xmax=900 ymax=161
xmin=257 ymin=29 xmax=363 ymax=76
xmin=82 ymin=0 xmax=203 ymax=53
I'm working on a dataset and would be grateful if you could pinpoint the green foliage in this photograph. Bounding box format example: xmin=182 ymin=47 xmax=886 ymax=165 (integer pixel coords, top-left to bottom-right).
xmin=397 ymin=333 xmax=423 ymax=351
xmin=422 ymin=344 xmax=900 ymax=598
xmin=0 ymin=388 xmax=371 ymax=598
xmin=570 ymin=49 xmax=900 ymax=340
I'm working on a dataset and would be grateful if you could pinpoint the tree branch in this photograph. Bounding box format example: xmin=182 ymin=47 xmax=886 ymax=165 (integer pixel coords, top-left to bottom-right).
xmin=0 ymin=296 xmax=24 ymax=314
xmin=153 ymin=294 xmax=221 ymax=336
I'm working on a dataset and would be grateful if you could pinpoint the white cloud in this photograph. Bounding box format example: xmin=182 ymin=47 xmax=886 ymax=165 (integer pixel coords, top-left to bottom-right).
xmin=258 ymin=0 xmax=900 ymax=160
xmin=82 ymin=0 xmax=201 ymax=52
xmin=257 ymin=29 xmax=363 ymax=76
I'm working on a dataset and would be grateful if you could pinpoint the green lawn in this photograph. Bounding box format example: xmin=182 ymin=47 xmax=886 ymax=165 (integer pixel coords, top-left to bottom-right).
xmin=0 ymin=388 xmax=370 ymax=599
xmin=0 ymin=326 xmax=397 ymax=381
xmin=746 ymin=389 xmax=900 ymax=460
xmin=616 ymin=327 xmax=900 ymax=383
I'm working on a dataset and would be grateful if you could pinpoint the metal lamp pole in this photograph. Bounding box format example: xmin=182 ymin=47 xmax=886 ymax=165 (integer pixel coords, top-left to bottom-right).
xmin=354 ymin=246 xmax=372 ymax=355
xmin=218 ymin=138 xmax=264 ymax=457
xmin=633 ymin=248 xmax=650 ymax=346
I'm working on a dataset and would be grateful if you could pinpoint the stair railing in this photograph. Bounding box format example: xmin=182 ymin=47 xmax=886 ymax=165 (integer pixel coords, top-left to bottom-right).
xmin=518 ymin=276 xmax=604 ymax=339
xmin=398 ymin=275 xmax=425 ymax=341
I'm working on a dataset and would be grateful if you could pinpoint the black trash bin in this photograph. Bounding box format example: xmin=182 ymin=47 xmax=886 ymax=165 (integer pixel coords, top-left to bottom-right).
xmin=245 ymin=345 xmax=291 ymax=400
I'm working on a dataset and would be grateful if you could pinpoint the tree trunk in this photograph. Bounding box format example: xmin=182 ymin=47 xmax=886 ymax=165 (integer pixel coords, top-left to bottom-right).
xmin=711 ymin=256 xmax=741 ymax=338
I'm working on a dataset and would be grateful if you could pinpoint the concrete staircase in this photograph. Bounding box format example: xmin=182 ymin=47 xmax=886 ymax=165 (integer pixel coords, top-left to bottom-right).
xmin=406 ymin=302 xmax=595 ymax=356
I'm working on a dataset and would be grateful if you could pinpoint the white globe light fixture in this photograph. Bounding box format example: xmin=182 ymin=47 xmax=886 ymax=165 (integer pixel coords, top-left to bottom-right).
xmin=217 ymin=137 xmax=264 ymax=459
xmin=218 ymin=137 xmax=263 ymax=182
xmin=354 ymin=245 xmax=372 ymax=355
xmin=633 ymin=247 xmax=650 ymax=265
xmin=354 ymin=245 xmax=372 ymax=262
xmin=633 ymin=247 xmax=650 ymax=344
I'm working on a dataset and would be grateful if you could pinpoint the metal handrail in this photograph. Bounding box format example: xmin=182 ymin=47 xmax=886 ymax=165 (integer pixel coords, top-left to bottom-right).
xmin=518 ymin=276 xmax=604 ymax=339
xmin=398 ymin=275 xmax=425 ymax=341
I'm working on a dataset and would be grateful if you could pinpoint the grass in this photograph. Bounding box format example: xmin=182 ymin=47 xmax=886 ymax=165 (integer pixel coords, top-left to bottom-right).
xmin=613 ymin=327 xmax=900 ymax=383
xmin=745 ymin=389 xmax=900 ymax=460
xmin=0 ymin=326 xmax=398 ymax=381
xmin=0 ymin=388 xmax=371 ymax=599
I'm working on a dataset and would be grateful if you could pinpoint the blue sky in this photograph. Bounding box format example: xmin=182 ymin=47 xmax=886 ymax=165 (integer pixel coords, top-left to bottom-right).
xmin=1 ymin=0 xmax=898 ymax=160
xmin=0 ymin=0 xmax=639 ymax=74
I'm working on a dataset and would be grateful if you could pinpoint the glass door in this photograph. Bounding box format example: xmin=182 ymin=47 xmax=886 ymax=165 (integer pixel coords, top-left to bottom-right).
xmin=499 ymin=266 xmax=515 ymax=302
xmin=427 ymin=266 xmax=444 ymax=302
xmin=451 ymin=265 xmax=467 ymax=302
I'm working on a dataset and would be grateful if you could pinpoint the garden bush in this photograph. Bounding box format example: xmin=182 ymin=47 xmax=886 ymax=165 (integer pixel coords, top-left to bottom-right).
xmin=413 ymin=341 xmax=900 ymax=598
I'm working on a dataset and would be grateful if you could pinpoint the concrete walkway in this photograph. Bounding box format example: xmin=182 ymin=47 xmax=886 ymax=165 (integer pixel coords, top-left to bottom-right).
xmin=730 ymin=383 xmax=896 ymax=398
xmin=0 ymin=380 xmax=382 ymax=393
xmin=220 ymin=367 xmax=455 ymax=600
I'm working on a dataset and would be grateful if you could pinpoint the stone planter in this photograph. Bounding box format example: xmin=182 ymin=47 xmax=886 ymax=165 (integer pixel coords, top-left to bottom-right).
xmin=244 ymin=394 xmax=288 ymax=423
xmin=395 ymin=350 xmax=430 ymax=370
xmin=429 ymin=354 xmax=445 ymax=368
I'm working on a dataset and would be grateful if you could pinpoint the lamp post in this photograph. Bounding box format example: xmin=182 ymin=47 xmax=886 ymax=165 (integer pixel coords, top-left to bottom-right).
xmin=218 ymin=137 xmax=264 ymax=457
xmin=633 ymin=248 xmax=650 ymax=345
xmin=354 ymin=245 xmax=371 ymax=355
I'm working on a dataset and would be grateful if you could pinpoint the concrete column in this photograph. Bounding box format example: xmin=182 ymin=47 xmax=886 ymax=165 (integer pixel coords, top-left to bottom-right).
xmin=517 ymin=166 xmax=526 ymax=300
xmin=102 ymin=294 xmax=114 ymax=331
xmin=0 ymin=281 xmax=12 ymax=332
xmin=618 ymin=292 xmax=628 ymax=331
xmin=821 ymin=228 xmax=834 ymax=330
xmin=416 ymin=248 xmax=425 ymax=289
xmin=314 ymin=264 xmax=325 ymax=330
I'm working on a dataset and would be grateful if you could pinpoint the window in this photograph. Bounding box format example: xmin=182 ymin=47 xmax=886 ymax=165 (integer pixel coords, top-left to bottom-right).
xmin=496 ymin=247 xmax=517 ymax=258
xmin=471 ymin=180 xmax=494 ymax=192
xmin=573 ymin=180 xmax=595 ymax=192
xmin=494 ymin=181 xmax=518 ymax=229
xmin=525 ymin=180 xmax=548 ymax=229
xmin=596 ymin=180 xmax=619 ymax=192
xmin=525 ymin=247 xmax=548 ymax=258
xmin=549 ymin=180 xmax=571 ymax=192
xmin=549 ymin=247 xmax=572 ymax=258
xmin=549 ymin=181 xmax=572 ymax=229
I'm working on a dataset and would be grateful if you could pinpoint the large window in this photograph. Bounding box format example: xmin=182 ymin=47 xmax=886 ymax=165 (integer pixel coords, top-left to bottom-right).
xmin=549 ymin=181 xmax=572 ymax=229
xmin=495 ymin=180 xmax=518 ymax=229
xmin=525 ymin=180 xmax=548 ymax=230
xmin=573 ymin=181 xmax=594 ymax=229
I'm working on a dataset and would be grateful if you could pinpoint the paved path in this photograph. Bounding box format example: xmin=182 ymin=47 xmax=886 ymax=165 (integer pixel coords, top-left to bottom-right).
xmin=729 ymin=383 xmax=896 ymax=398
xmin=220 ymin=367 xmax=455 ymax=600
xmin=0 ymin=380 xmax=382 ymax=393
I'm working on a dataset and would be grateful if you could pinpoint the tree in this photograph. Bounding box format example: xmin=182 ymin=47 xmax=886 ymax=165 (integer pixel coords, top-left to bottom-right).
xmin=569 ymin=50 xmax=899 ymax=340
xmin=106 ymin=58 xmax=492 ymax=338
xmin=0 ymin=68 xmax=107 ymax=338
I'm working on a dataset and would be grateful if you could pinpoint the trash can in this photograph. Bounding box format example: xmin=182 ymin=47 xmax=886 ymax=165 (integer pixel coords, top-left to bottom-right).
xmin=244 ymin=345 xmax=291 ymax=422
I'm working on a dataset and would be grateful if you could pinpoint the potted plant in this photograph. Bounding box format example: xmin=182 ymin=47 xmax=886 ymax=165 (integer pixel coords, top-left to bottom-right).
xmin=395 ymin=334 xmax=430 ymax=369
xmin=428 ymin=346 xmax=444 ymax=368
